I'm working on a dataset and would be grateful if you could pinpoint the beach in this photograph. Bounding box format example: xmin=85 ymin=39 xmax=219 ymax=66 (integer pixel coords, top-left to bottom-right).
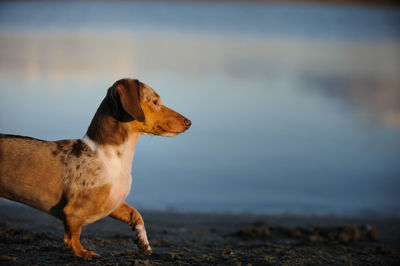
xmin=1 ymin=203 xmax=399 ymax=265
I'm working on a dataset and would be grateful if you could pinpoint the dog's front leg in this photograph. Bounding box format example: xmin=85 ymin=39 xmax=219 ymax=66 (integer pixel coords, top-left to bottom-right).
xmin=110 ymin=202 xmax=152 ymax=255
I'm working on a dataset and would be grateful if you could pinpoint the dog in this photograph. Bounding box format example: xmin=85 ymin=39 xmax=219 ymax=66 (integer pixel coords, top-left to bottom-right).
xmin=0 ymin=78 xmax=191 ymax=258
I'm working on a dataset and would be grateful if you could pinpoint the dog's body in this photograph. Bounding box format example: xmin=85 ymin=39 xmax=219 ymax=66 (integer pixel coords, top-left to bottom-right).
xmin=0 ymin=79 xmax=191 ymax=258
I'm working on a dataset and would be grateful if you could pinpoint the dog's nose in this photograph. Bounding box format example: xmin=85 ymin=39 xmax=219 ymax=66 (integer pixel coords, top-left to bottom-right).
xmin=184 ymin=119 xmax=192 ymax=128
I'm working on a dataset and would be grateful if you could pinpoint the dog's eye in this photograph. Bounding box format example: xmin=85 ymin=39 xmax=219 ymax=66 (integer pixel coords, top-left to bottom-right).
xmin=153 ymin=100 xmax=158 ymax=105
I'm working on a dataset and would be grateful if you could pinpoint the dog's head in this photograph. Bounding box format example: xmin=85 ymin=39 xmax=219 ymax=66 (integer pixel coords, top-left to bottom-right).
xmin=108 ymin=78 xmax=191 ymax=137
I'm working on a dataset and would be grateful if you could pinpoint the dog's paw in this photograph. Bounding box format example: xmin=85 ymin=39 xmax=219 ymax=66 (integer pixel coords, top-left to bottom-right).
xmin=74 ymin=250 xmax=99 ymax=259
xmin=134 ymin=237 xmax=152 ymax=255
xmin=85 ymin=251 xmax=99 ymax=258
xmin=134 ymin=225 xmax=152 ymax=255
xmin=139 ymin=244 xmax=152 ymax=255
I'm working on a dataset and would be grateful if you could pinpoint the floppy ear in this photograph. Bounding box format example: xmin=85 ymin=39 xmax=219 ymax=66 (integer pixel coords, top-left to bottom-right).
xmin=114 ymin=79 xmax=145 ymax=122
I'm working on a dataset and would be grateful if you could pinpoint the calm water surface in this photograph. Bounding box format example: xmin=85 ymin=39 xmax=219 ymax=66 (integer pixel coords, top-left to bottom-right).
xmin=0 ymin=1 xmax=399 ymax=215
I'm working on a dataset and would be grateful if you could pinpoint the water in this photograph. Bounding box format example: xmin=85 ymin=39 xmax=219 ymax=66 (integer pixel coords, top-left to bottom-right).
xmin=0 ymin=1 xmax=399 ymax=215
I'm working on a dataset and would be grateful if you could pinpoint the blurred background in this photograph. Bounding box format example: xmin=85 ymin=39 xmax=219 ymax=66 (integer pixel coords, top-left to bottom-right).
xmin=0 ymin=1 xmax=399 ymax=216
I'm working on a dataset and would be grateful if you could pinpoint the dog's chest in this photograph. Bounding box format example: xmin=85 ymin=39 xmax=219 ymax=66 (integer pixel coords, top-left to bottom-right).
xmin=96 ymin=145 xmax=134 ymax=206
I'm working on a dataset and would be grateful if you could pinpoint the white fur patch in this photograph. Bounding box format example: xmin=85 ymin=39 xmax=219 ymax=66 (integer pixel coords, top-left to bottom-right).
xmin=82 ymin=135 xmax=97 ymax=151
xmin=135 ymin=224 xmax=149 ymax=244
xmin=81 ymin=134 xmax=139 ymax=214
xmin=99 ymin=145 xmax=133 ymax=206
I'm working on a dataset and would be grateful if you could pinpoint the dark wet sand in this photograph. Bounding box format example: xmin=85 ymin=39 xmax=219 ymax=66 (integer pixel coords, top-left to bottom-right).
xmin=1 ymin=204 xmax=400 ymax=265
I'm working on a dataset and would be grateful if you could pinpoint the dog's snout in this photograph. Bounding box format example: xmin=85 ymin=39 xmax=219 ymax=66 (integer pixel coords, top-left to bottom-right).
xmin=184 ymin=119 xmax=191 ymax=128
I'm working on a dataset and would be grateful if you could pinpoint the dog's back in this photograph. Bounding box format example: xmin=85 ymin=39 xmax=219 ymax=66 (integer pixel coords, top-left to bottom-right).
xmin=0 ymin=134 xmax=65 ymax=216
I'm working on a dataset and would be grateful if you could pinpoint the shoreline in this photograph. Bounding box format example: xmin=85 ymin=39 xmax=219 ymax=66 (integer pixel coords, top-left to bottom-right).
xmin=1 ymin=203 xmax=400 ymax=265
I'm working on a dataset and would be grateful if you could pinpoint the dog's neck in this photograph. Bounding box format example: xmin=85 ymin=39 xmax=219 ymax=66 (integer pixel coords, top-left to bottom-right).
xmin=84 ymin=96 xmax=141 ymax=162
xmin=82 ymin=130 xmax=140 ymax=181
xmin=83 ymin=132 xmax=140 ymax=154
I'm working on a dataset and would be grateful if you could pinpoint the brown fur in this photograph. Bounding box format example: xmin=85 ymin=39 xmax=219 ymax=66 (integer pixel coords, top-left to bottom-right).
xmin=0 ymin=78 xmax=191 ymax=258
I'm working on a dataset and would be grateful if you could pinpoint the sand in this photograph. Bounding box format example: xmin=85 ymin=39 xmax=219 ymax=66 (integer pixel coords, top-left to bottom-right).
xmin=1 ymin=203 xmax=399 ymax=265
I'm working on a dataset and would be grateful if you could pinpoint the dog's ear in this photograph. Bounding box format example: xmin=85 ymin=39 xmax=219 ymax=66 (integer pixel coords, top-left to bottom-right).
xmin=112 ymin=79 xmax=145 ymax=122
